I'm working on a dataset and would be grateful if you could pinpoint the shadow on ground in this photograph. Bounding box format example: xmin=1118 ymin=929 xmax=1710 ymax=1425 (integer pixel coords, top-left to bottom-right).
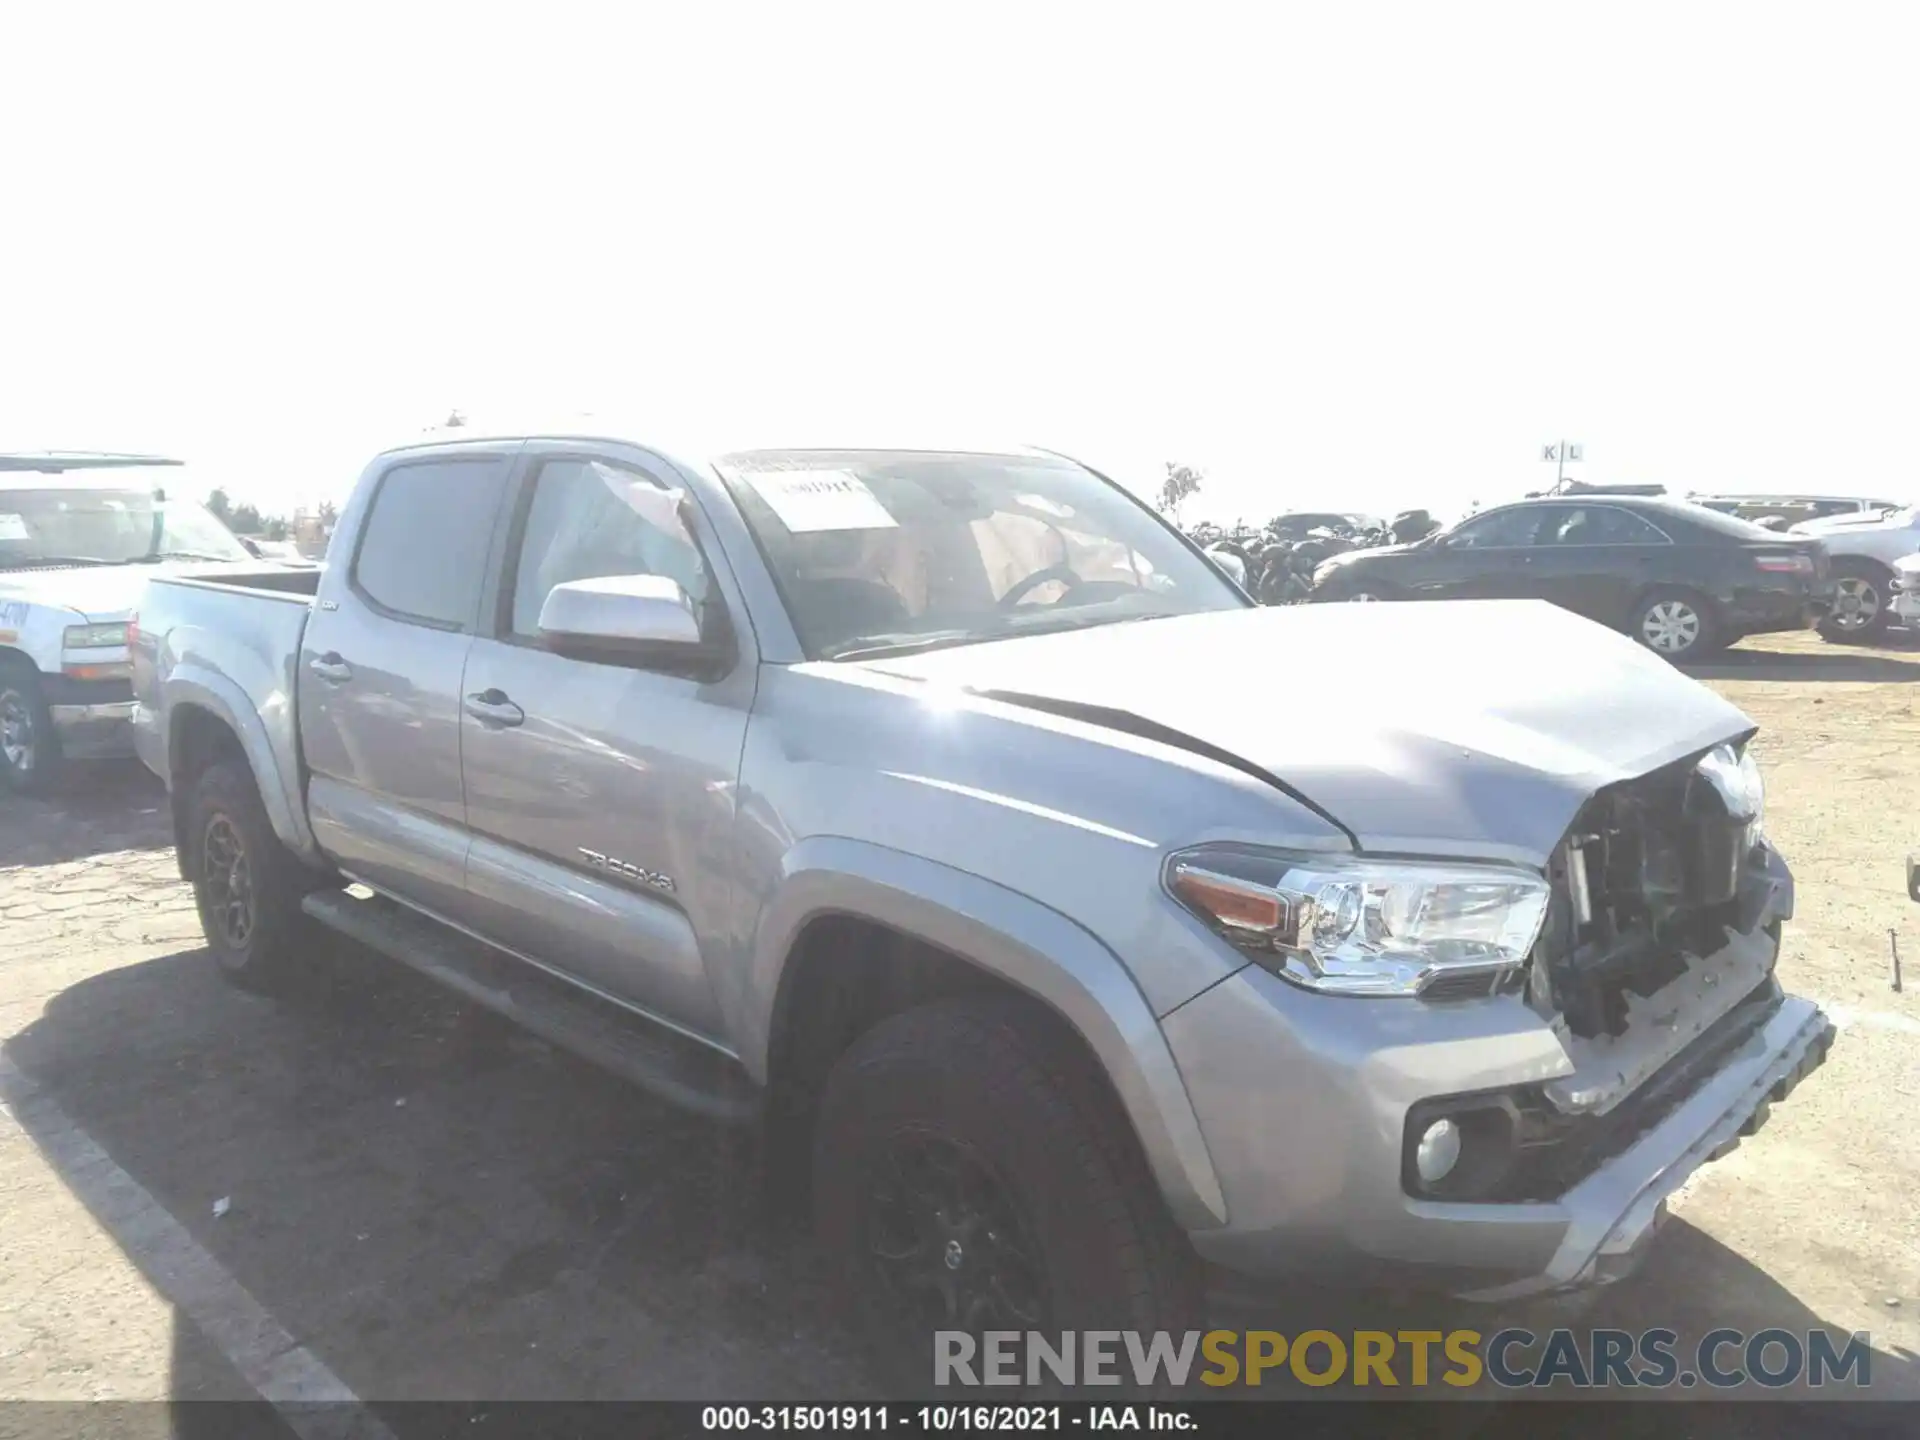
xmin=5 ymin=939 xmax=870 ymax=1411
xmin=1692 ymin=630 xmax=1920 ymax=684
xmin=3 ymin=941 xmax=1915 ymax=1433
xmin=0 ymin=761 xmax=171 ymax=868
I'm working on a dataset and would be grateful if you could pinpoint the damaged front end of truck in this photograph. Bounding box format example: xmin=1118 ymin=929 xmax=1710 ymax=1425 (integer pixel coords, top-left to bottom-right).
xmin=1422 ymin=740 xmax=1838 ymax=1294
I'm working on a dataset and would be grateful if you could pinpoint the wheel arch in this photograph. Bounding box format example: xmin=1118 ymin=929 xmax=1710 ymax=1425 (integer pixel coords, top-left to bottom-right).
xmin=747 ymin=836 xmax=1228 ymax=1230
xmin=161 ymin=669 xmax=322 ymax=868
xmin=1819 ymin=553 xmax=1896 ymax=641
xmin=1830 ymin=552 xmax=1896 ymax=583
xmin=0 ymin=648 xmax=53 ymax=783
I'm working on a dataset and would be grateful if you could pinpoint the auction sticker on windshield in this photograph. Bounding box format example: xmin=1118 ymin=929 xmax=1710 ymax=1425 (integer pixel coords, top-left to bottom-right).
xmin=0 ymin=513 xmax=29 ymax=540
xmin=744 ymin=470 xmax=899 ymax=533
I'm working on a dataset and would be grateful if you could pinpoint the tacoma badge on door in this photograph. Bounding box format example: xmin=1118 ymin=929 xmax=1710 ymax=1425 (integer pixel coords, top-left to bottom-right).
xmin=578 ymin=848 xmax=677 ymax=895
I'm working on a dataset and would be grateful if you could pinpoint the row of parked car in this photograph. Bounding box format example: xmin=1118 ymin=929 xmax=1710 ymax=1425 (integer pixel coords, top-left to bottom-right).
xmin=7 ymin=455 xmax=1918 ymax=797
xmin=1200 ymin=486 xmax=1918 ymax=662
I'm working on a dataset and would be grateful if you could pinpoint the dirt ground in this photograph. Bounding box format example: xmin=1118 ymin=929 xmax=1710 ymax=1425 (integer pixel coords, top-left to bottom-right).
xmin=1 ymin=627 xmax=1916 ymax=1433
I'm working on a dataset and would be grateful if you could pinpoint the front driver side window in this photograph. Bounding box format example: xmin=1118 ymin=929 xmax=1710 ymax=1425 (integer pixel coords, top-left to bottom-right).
xmin=509 ymin=458 xmax=712 ymax=638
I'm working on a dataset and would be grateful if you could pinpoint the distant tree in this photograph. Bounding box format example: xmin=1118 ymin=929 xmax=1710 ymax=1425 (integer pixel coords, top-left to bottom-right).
xmin=316 ymin=500 xmax=339 ymax=528
xmin=1155 ymin=462 xmax=1204 ymax=525
xmin=229 ymin=501 xmax=265 ymax=534
xmin=205 ymin=488 xmax=233 ymax=523
xmin=262 ymin=516 xmax=291 ymax=542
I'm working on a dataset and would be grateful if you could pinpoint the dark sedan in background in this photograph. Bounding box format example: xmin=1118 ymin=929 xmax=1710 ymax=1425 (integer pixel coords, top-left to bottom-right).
xmin=1310 ymin=496 xmax=1833 ymax=661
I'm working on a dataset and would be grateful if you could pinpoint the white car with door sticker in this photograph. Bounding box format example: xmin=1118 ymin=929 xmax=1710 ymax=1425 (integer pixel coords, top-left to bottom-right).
xmin=0 ymin=456 xmax=260 ymax=793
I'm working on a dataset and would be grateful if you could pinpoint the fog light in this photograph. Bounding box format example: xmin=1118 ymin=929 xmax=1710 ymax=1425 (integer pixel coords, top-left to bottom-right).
xmin=1415 ymin=1118 xmax=1462 ymax=1184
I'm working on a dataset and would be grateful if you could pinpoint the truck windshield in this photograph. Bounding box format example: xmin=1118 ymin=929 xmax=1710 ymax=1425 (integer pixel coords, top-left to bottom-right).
xmin=0 ymin=485 xmax=252 ymax=569
xmin=716 ymin=449 xmax=1249 ymax=660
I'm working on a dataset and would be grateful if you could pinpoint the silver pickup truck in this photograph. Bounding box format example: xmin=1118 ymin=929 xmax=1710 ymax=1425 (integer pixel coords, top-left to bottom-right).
xmin=130 ymin=429 xmax=1833 ymax=1380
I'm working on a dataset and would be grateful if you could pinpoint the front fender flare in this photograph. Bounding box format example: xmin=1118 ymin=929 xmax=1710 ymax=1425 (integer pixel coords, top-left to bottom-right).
xmin=162 ymin=665 xmax=320 ymax=864
xmin=744 ymin=836 xmax=1228 ymax=1230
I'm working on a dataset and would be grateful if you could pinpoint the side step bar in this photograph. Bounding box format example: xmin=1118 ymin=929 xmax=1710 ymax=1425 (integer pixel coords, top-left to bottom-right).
xmin=302 ymin=888 xmax=763 ymax=1125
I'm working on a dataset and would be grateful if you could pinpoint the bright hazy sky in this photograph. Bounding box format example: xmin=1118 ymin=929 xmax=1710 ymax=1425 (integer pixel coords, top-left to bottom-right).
xmin=5 ymin=4 xmax=1917 ymax=526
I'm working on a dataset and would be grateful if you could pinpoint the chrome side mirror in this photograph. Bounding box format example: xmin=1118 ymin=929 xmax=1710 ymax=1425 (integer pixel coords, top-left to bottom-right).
xmin=537 ymin=574 xmax=727 ymax=672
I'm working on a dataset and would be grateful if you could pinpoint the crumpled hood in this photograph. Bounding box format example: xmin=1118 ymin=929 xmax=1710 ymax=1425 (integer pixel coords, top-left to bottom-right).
xmin=855 ymin=601 xmax=1755 ymax=866
xmin=0 ymin=562 xmax=224 ymax=620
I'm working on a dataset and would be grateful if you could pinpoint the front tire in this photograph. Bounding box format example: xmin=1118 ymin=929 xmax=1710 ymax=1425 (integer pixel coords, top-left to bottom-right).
xmin=186 ymin=759 xmax=316 ymax=990
xmin=0 ymin=664 xmax=63 ymax=796
xmin=1818 ymin=560 xmax=1892 ymax=643
xmin=812 ymin=996 xmax=1203 ymax=1395
xmin=1631 ymin=588 xmax=1721 ymax=662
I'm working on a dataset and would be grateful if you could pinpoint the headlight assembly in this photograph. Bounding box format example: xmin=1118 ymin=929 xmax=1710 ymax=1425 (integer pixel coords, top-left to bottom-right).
xmin=1166 ymin=848 xmax=1550 ymax=997
xmin=63 ymin=623 xmax=129 ymax=650
xmin=1695 ymin=742 xmax=1765 ymax=849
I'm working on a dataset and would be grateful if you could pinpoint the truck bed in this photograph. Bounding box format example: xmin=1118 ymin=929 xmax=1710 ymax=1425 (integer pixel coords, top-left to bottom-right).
xmin=132 ymin=565 xmax=322 ymax=863
xmin=151 ymin=564 xmax=325 ymax=600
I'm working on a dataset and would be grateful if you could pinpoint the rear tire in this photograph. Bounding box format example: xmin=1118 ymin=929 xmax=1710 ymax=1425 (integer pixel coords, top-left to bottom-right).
xmin=812 ymin=995 xmax=1203 ymax=1395
xmin=1818 ymin=560 xmax=1892 ymax=643
xmin=186 ymin=759 xmax=317 ymax=991
xmin=0 ymin=663 xmax=63 ymax=796
xmin=1630 ymin=588 xmax=1721 ymax=662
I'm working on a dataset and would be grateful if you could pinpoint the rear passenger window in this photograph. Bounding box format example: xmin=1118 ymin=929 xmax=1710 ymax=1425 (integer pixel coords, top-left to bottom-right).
xmin=1544 ymin=507 xmax=1669 ymax=545
xmin=353 ymin=459 xmax=510 ymax=629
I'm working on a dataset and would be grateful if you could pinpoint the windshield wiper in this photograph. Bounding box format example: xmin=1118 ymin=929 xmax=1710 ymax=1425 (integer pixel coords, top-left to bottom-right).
xmin=821 ymin=629 xmax=986 ymax=662
xmin=823 ymin=609 xmax=1176 ymax=663
xmin=135 ymin=551 xmax=243 ymax=563
xmin=0 ymin=555 xmax=114 ymax=569
xmin=1003 ymin=608 xmax=1174 ymax=638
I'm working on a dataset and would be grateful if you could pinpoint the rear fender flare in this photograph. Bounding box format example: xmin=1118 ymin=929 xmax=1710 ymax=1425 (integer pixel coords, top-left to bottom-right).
xmin=744 ymin=835 xmax=1228 ymax=1230
xmin=162 ymin=666 xmax=321 ymax=864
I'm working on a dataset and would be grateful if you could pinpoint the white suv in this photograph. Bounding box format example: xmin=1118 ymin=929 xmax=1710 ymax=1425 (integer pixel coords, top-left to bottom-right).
xmin=1789 ymin=503 xmax=1920 ymax=641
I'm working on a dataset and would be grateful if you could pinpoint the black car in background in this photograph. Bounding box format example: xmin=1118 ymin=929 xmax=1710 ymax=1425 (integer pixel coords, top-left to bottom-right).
xmin=1310 ymin=496 xmax=1833 ymax=661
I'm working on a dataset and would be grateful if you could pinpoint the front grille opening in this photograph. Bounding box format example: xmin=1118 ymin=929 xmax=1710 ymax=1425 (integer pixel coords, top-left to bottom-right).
xmin=1540 ymin=753 xmax=1757 ymax=1039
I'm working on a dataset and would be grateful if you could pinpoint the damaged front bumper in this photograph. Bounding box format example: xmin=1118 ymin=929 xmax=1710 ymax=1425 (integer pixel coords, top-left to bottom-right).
xmin=1164 ymin=839 xmax=1834 ymax=1296
xmin=1457 ymin=990 xmax=1834 ymax=1300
